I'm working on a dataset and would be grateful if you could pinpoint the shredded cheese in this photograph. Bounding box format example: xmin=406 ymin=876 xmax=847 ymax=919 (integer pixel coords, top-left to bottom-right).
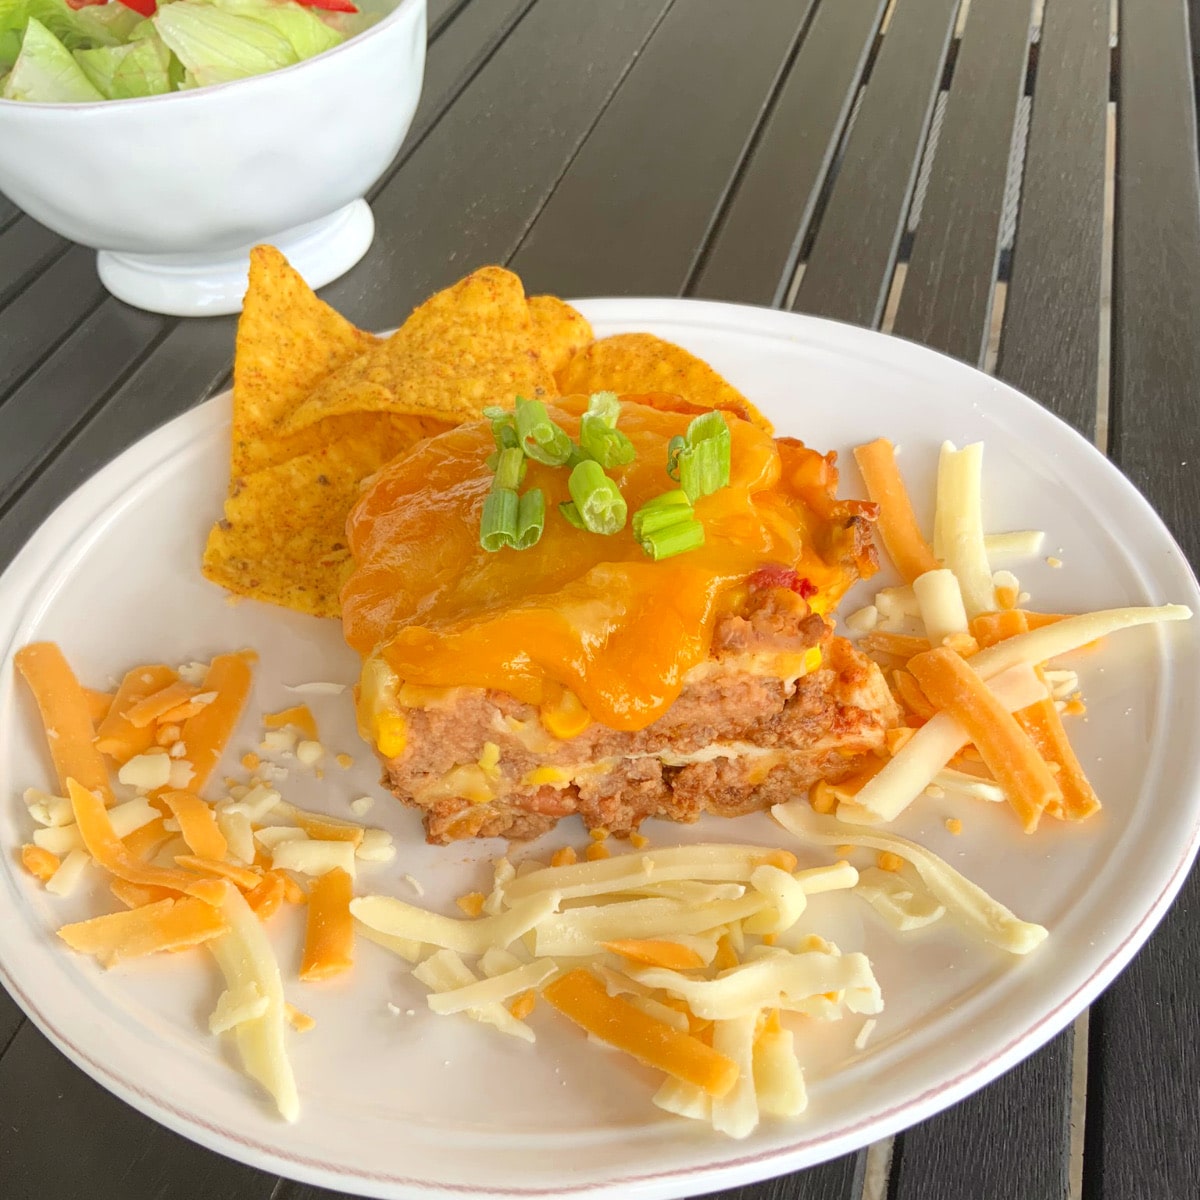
xmin=935 ymin=442 xmax=994 ymax=617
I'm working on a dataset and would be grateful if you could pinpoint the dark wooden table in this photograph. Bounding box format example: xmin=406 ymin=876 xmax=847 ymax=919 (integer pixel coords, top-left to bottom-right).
xmin=2 ymin=1 xmax=1199 ymax=1197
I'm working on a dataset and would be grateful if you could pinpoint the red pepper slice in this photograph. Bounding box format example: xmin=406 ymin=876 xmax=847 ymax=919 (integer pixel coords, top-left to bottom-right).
xmin=295 ymin=0 xmax=358 ymax=10
xmin=116 ymin=0 xmax=158 ymax=14
xmin=64 ymin=0 xmax=106 ymax=9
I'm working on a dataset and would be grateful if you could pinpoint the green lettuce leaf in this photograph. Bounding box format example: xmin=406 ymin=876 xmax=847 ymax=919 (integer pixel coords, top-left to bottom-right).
xmin=206 ymin=0 xmax=342 ymax=61
xmin=2 ymin=15 xmax=103 ymax=100
xmin=152 ymin=1 xmax=298 ymax=87
xmin=0 ymin=0 xmax=142 ymax=52
xmin=74 ymin=32 xmax=172 ymax=98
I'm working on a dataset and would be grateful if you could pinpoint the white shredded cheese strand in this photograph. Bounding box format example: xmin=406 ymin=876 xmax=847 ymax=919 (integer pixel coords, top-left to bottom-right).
xmin=772 ymin=803 xmax=1048 ymax=954
xmin=742 ymin=865 xmax=809 ymax=935
xmin=913 ymin=568 xmax=969 ymax=646
xmin=271 ymin=839 xmax=356 ymax=879
xmin=847 ymin=663 xmax=1047 ymax=821
xmin=504 ymin=844 xmax=800 ymax=903
xmin=45 ymin=848 xmax=91 ymax=897
xmin=653 ymin=1077 xmax=712 ymax=1122
xmin=217 ymin=810 xmax=256 ymax=866
xmin=753 ymin=1028 xmax=807 ymax=1117
xmin=427 ymin=961 xmax=556 ymax=1015
xmin=854 ymin=1019 xmax=877 ymax=1051
xmin=207 ymin=885 xmax=299 ymax=1121
xmin=970 ymin=605 xmax=1193 ymax=680
xmin=479 ymin=947 xmax=524 ymax=977
xmin=413 ymin=949 xmax=534 ymax=1042
xmin=933 ymin=768 xmax=1005 ymax=803
xmin=354 ymin=922 xmax=422 ymax=963
xmin=284 ymin=681 xmax=346 ymax=695
xmin=984 ymin=530 xmax=1045 ymax=559
xmin=630 ymin=950 xmax=882 ymax=1020
xmin=351 ymin=893 xmax=559 ymax=956
xmin=854 ymin=866 xmax=946 ymax=931
xmin=209 ymin=983 xmax=269 ymax=1034
xmin=711 ymin=1015 xmax=760 ymax=1139
xmin=935 ymin=442 xmax=994 ymax=617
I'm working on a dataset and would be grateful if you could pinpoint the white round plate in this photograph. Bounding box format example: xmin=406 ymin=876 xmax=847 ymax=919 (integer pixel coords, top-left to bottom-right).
xmin=0 ymin=300 xmax=1198 ymax=1200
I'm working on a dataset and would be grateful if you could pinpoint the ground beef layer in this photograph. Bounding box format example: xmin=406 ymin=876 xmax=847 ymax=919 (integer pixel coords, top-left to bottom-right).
xmin=375 ymin=587 xmax=900 ymax=843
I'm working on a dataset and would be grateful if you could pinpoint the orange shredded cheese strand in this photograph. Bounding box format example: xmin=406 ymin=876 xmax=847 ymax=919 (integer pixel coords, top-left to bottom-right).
xmin=241 ymin=752 xmax=260 ymax=770
xmin=94 ymin=664 xmax=178 ymax=764
xmin=713 ymin=934 xmax=739 ymax=971
xmin=161 ymin=790 xmax=228 ymax=861
xmin=279 ymin=873 xmax=306 ymax=905
xmin=285 ymin=1003 xmax=316 ymax=1032
xmin=264 ymin=704 xmax=318 ymax=740
xmin=15 ymin=643 xmax=114 ymax=805
xmin=174 ymin=854 xmax=262 ymax=891
xmin=122 ymin=816 xmax=168 ymax=861
xmin=892 ymin=670 xmax=936 ymax=719
xmin=287 ymin=808 xmax=364 ymax=846
xmin=155 ymin=723 xmax=182 ymax=747
xmin=21 ymin=844 xmax=60 ymax=882
xmin=544 ymin=969 xmax=738 ymax=1097
xmin=601 ymin=938 xmax=707 ymax=970
xmin=970 ymin=610 xmax=1030 ymax=648
xmin=245 ymin=873 xmax=286 ymax=920
xmin=908 ymin=647 xmax=1062 ymax=832
xmin=508 ymin=990 xmax=537 ymax=1021
xmin=860 ymin=631 xmax=933 ymax=661
xmin=299 ymin=867 xmax=354 ymax=981
xmin=58 ymin=896 xmax=228 ymax=967
xmin=1016 ymin=699 xmax=1101 ymax=821
xmin=66 ymin=778 xmax=225 ymax=905
xmin=84 ymin=689 xmax=115 ymax=724
xmin=157 ymin=699 xmax=209 ymax=723
xmin=124 ymin=681 xmax=197 ymax=729
xmin=110 ymin=878 xmax=175 ymax=908
xmin=852 ymin=439 xmax=939 ymax=582
xmin=178 ymin=652 xmax=256 ymax=793
xmin=455 ymin=891 xmax=486 ymax=917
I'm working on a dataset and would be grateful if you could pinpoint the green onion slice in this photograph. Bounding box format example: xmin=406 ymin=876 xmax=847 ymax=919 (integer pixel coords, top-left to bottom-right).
xmin=631 ymin=489 xmax=693 ymax=539
xmin=666 ymin=435 xmax=686 ymax=481
xmin=482 ymin=405 xmax=520 ymax=451
xmin=480 ymin=488 xmax=519 ymax=552
xmin=515 ymin=396 xmax=572 ymax=466
xmin=559 ymin=501 xmax=587 ymax=530
xmin=666 ymin=411 xmax=732 ymax=501
xmin=568 ymin=460 xmax=628 ymax=535
xmin=514 ymin=489 xmax=546 ymax=549
xmin=640 ymin=518 xmax=706 ymax=561
xmin=579 ymin=418 xmax=635 ymax=468
xmin=585 ymin=392 xmax=621 ymax=426
xmin=492 ymin=446 xmax=527 ymax=491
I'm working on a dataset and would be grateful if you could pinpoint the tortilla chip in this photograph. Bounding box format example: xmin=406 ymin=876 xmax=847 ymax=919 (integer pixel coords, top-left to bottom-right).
xmin=529 ymin=295 xmax=593 ymax=374
xmin=203 ymin=416 xmax=446 ymax=618
xmin=555 ymin=333 xmax=770 ymax=430
xmin=282 ymin=267 xmax=555 ymax=433
xmin=231 ymin=246 xmax=379 ymax=476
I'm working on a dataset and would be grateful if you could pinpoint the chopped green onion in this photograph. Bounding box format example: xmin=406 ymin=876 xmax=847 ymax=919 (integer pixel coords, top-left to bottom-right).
xmin=585 ymin=392 xmax=621 ymax=426
xmin=640 ymin=518 xmax=706 ymax=561
xmin=568 ymin=460 xmax=627 ymax=535
xmin=480 ymin=489 xmax=519 ymax=552
xmin=666 ymin=435 xmax=686 ymax=481
xmin=632 ymin=489 xmax=693 ymax=539
xmin=667 ymin=411 xmax=732 ymax=501
xmin=559 ymin=501 xmax=587 ymax=530
xmin=514 ymin=489 xmax=546 ymax=549
xmin=515 ymin=396 xmax=572 ymax=466
xmin=492 ymin=447 xmax=526 ymax=491
xmin=482 ymin=405 xmax=519 ymax=451
xmin=579 ymin=418 xmax=635 ymax=468
xmin=566 ymin=441 xmax=589 ymax=468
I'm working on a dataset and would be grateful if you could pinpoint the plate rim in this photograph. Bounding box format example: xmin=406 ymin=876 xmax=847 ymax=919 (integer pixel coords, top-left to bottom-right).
xmin=0 ymin=296 xmax=1198 ymax=1199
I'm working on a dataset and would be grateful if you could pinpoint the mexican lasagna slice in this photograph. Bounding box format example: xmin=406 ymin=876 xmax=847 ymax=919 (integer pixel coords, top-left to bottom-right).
xmin=342 ymin=395 xmax=899 ymax=844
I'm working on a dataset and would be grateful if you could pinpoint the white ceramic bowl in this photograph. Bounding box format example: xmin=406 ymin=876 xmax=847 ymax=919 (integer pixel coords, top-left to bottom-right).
xmin=0 ymin=0 xmax=426 ymax=316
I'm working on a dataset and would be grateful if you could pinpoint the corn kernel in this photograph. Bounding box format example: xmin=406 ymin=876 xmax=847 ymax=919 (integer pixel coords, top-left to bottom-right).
xmin=508 ymin=990 xmax=537 ymax=1021
xmin=241 ymin=752 xmax=260 ymax=770
xmin=589 ymin=826 xmax=609 ymax=842
xmin=810 ymin=780 xmax=837 ymax=814
xmin=877 ymin=851 xmax=904 ymax=872
xmin=539 ymin=688 xmax=591 ymax=739
xmin=585 ymin=842 xmax=609 ymax=862
xmin=375 ymin=714 xmax=407 ymax=759
xmin=945 ymin=818 xmax=963 ymax=835
xmin=455 ymin=891 xmax=486 ymax=917
xmin=629 ymin=831 xmax=649 ymax=850
xmin=550 ymin=846 xmax=577 ymax=867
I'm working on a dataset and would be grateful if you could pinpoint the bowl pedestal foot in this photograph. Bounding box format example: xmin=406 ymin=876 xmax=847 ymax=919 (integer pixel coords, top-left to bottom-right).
xmin=95 ymin=198 xmax=375 ymax=318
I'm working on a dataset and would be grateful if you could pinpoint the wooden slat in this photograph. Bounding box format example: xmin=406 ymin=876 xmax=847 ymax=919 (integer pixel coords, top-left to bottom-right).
xmin=0 ymin=987 xmax=22 ymax=1055
xmin=890 ymin=1035 xmax=1072 ymax=1200
xmin=792 ymin=0 xmax=959 ymax=326
xmin=0 ymin=218 xmax=66 ymax=311
xmin=996 ymin=0 xmax=1108 ymax=435
xmin=322 ymin=0 xmax=676 ymax=321
xmin=691 ymin=0 xmax=886 ymax=306
xmin=889 ymin=0 xmax=1036 ymax=364
xmin=696 ymin=1155 xmax=864 ymax=1200
xmin=0 ymin=247 xmax=107 ymax=402
xmin=0 ymin=302 xmax=165 ymax=510
xmin=0 ymin=192 xmax=18 ymax=227
xmin=1084 ymin=1 xmax=1200 ymax=1193
xmin=0 ymin=1023 xmax=277 ymax=1200
xmin=509 ymin=0 xmax=817 ymax=296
